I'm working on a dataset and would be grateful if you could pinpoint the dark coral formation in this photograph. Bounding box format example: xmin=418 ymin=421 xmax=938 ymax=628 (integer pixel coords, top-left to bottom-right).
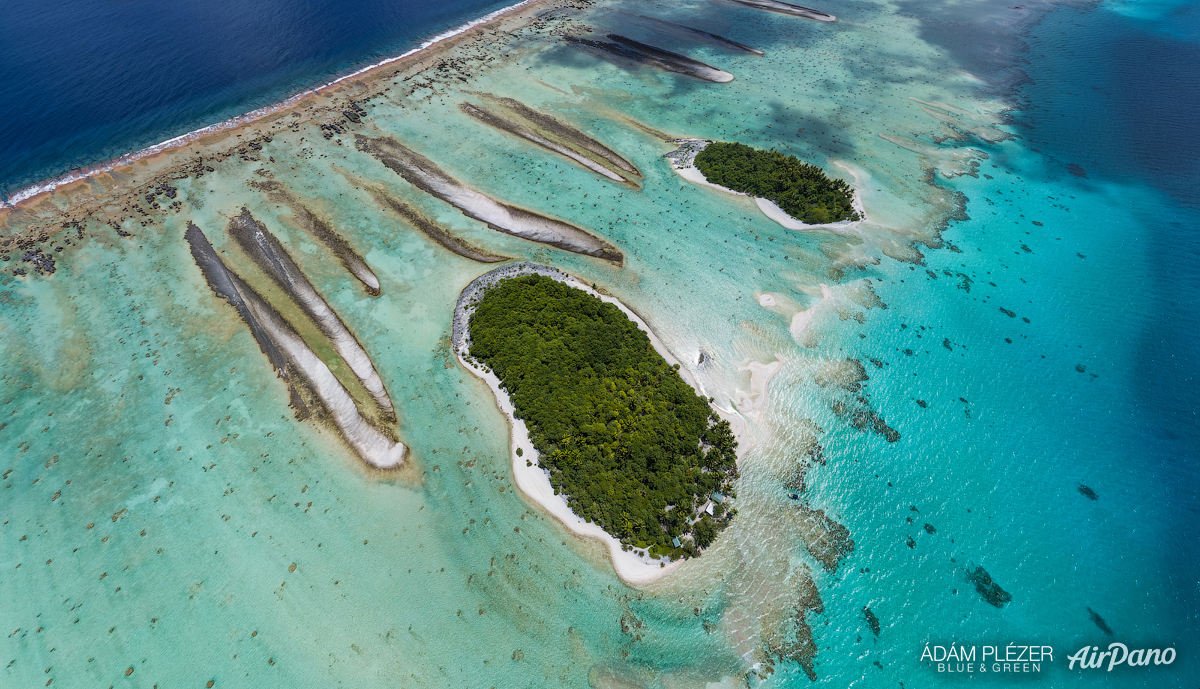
xmin=863 ymin=606 xmax=881 ymax=636
xmin=757 ymin=567 xmax=824 ymax=681
xmin=782 ymin=420 xmax=825 ymax=493
xmin=1088 ymin=607 xmax=1113 ymax=636
xmin=792 ymin=503 xmax=855 ymax=572
xmin=966 ymin=565 xmax=1012 ymax=608
xmin=815 ymin=358 xmax=901 ymax=442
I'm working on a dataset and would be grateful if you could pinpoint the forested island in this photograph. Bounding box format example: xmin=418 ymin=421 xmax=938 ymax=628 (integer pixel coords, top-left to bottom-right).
xmin=467 ymin=274 xmax=738 ymax=559
xmin=694 ymin=141 xmax=859 ymax=224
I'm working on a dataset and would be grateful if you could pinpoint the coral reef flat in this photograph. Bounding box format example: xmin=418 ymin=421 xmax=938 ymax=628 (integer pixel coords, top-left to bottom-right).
xmin=2 ymin=0 xmax=1197 ymax=685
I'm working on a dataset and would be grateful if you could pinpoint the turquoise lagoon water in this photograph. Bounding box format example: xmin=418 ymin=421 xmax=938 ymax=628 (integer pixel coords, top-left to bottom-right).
xmin=2 ymin=0 xmax=1197 ymax=687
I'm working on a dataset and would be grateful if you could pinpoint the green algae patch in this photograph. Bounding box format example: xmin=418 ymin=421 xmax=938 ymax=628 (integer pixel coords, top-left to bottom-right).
xmin=694 ymin=141 xmax=859 ymax=224
xmin=468 ymin=274 xmax=737 ymax=556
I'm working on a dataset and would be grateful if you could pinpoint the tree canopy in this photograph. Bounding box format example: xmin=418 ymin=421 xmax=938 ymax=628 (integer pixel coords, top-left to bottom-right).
xmin=694 ymin=141 xmax=859 ymax=224
xmin=468 ymin=275 xmax=737 ymax=558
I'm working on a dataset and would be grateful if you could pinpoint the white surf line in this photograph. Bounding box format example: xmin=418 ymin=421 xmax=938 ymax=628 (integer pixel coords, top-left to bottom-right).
xmin=1 ymin=0 xmax=542 ymax=209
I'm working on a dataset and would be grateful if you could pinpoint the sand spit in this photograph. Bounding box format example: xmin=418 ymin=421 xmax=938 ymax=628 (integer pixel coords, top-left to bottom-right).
xmin=723 ymin=0 xmax=836 ymax=22
xmin=186 ymin=223 xmax=406 ymax=469
xmin=452 ymin=262 xmax=705 ymax=585
xmin=357 ymin=135 xmax=623 ymax=263
xmin=460 ymin=97 xmax=640 ymax=184
xmin=618 ymin=12 xmax=765 ymax=55
xmin=227 ymin=209 xmax=395 ymax=418
xmin=249 ymin=181 xmax=381 ymax=295
xmin=364 ymin=183 xmax=508 ymax=263
xmin=564 ymin=34 xmax=734 ymax=83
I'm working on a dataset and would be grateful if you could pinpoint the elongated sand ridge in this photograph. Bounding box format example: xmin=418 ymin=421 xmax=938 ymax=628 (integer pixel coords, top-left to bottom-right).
xmin=726 ymin=0 xmax=836 ymax=21
xmin=186 ymin=224 xmax=406 ymax=469
xmin=479 ymin=94 xmax=641 ymax=174
xmin=357 ymin=135 xmax=623 ymax=263
xmin=459 ymin=100 xmax=637 ymax=184
xmin=451 ymin=263 xmax=721 ymax=584
xmin=618 ymin=12 xmax=765 ymax=55
xmin=250 ymin=180 xmax=382 ymax=295
xmin=564 ymin=34 xmax=735 ymax=83
xmin=363 ymin=182 xmax=509 ymax=263
xmin=228 ymin=209 xmax=395 ymax=418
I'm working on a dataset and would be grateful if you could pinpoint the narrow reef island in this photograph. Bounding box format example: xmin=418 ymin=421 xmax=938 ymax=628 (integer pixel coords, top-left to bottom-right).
xmin=666 ymin=139 xmax=861 ymax=229
xmin=452 ymin=264 xmax=738 ymax=583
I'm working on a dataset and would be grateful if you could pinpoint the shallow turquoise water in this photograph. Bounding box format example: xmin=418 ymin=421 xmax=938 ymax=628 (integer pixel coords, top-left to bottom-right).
xmin=2 ymin=0 xmax=1196 ymax=686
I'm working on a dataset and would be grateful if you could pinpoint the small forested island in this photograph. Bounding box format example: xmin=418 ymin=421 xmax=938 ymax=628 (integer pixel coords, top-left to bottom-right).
xmin=694 ymin=141 xmax=860 ymax=224
xmin=468 ymin=274 xmax=738 ymax=559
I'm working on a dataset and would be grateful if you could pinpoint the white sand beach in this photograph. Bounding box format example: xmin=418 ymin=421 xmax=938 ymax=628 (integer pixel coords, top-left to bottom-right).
xmin=665 ymin=139 xmax=865 ymax=234
xmin=452 ymin=264 xmax=708 ymax=585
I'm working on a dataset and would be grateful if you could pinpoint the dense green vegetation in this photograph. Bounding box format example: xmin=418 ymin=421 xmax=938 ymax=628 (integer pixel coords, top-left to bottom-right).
xmin=468 ymin=275 xmax=737 ymax=558
xmin=694 ymin=141 xmax=860 ymax=224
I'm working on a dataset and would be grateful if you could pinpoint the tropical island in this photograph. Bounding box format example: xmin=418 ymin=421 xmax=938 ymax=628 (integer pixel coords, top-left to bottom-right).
xmin=454 ymin=266 xmax=738 ymax=572
xmin=668 ymin=140 xmax=861 ymax=226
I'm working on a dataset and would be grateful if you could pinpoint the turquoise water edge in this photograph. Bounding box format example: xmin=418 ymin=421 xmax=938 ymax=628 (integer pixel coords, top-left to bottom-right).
xmin=2 ymin=0 xmax=1196 ymax=687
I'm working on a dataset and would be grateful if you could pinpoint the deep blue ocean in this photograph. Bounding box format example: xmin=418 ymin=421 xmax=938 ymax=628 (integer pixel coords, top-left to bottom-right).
xmin=0 ymin=0 xmax=518 ymax=198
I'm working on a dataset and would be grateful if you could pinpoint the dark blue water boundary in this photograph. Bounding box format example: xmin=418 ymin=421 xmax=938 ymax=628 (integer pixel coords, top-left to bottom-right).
xmin=0 ymin=0 xmax=525 ymax=201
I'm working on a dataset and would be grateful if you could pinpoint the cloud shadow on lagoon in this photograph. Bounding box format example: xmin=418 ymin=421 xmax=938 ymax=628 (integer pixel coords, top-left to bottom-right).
xmin=528 ymin=5 xmax=862 ymax=162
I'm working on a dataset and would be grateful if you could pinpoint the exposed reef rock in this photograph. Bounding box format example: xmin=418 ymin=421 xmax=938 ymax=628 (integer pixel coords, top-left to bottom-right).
xmin=227 ymin=209 xmax=395 ymax=419
xmin=618 ymin=13 xmax=765 ymax=55
xmin=365 ymin=184 xmax=508 ymax=263
xmin=563 ymin=34 xmax=734 ymax=83
xmin=724 ymin=0 xmax=836 ymax=22
xmin=357 ymin=135 xmax=623 ymax=263
xmin=460 ymin=96 xmax=640 ymax=184
xmin=185 ymin=223 xmax=406 ymax=469
xmin=249 ymin=180 xmax=381 ymax=295
xmin=966 ymin=565 xmax=1012 ymax=608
